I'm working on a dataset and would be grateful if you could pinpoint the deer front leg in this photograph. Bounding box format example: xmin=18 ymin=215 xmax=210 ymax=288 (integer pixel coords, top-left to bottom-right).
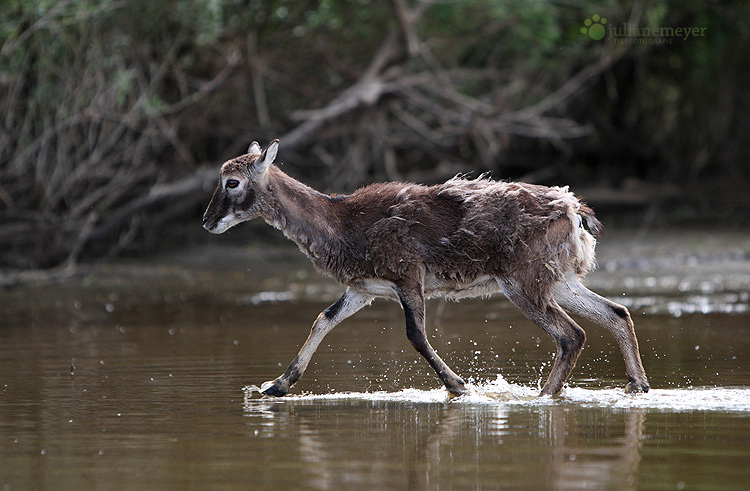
xmin=261 ymin=288 xmax=372 ymax=396
xmin=397 ymin=284 xmax=468 ymax=396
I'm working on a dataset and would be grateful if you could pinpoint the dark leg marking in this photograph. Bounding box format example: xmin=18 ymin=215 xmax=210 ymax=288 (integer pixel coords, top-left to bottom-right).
xmin=558 ymin=320 xmax=587 ymax=353
xmin=261 ymin=384 xmax=288 ymax=397
xmin=281 ymin=356 xmax=303 ymax=386
xmin=399 ymin=290 xmax=467 ymax=395
xmin=610 ymin=304 xmax=629 ymax=319
xmin=323 ymin=295 xmax=347 ymax=320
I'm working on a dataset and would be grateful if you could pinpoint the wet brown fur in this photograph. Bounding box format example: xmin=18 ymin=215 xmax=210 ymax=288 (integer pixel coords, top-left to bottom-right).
xmin=203 ymin=140 xmax=649 ymax=397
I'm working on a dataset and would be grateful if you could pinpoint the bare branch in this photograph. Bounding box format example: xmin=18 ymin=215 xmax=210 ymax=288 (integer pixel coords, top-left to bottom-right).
xmin=389 ymin=0 xmax=421 ymax=56
xmin=509 ymin=47 xmax=630 ymax=121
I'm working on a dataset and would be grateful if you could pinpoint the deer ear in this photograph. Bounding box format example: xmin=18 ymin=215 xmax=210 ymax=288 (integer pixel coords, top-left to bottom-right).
xmin=247 ymin=141 xmax=261 ymax=155
xmin=253 ymin=139 xmax=279 ymax=174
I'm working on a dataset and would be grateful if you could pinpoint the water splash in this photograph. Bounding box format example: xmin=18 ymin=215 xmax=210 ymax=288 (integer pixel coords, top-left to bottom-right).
xmin=244 ymin=376 xmax=750 ymax=412
xmin=559 ymin=386 xmax=750 ymax=412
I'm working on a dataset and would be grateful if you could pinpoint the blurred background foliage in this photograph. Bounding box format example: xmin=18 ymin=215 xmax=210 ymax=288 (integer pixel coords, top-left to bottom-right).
xmin=1 ymin=0 xmax=748 ymax=276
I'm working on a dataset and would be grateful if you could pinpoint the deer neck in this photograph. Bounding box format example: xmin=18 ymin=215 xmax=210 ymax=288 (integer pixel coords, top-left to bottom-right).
xmin=261 ymin=166 xmax=338 ymax=258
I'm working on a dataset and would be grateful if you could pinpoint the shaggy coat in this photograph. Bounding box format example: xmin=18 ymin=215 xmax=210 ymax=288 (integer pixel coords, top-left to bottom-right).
xmin=203 ymin=140 xmax=649 ymax=397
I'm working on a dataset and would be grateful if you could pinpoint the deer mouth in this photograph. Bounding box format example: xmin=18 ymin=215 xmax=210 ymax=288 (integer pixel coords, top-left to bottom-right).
xmin=202 ymin=216 xmax=223 ymax=233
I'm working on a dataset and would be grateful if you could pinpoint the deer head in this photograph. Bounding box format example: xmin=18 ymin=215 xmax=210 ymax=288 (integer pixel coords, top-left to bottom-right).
xmin=202 ymin=139 xmax=279 ymax=234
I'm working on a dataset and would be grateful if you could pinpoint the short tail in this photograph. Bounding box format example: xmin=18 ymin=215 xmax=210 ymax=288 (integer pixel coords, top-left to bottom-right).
xmin=573 ymin=203 xmax=601 ymax=276
xmin=579 ymin=204 xmax=602 ymax=238
xmin=544 ymin=187 xmax=602 ymax=276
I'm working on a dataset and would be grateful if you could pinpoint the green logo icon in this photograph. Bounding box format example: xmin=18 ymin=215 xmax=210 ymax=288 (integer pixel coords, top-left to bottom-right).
xmin=581 ymin=14 xmax=607 ymax=40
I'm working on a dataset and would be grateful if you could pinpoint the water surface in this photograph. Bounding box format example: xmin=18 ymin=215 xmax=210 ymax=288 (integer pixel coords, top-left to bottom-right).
xmin=1 ymin=230 xmax=749 ymax=489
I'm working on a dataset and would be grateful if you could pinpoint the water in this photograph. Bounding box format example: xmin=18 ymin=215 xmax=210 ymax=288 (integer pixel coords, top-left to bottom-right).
xmin=1 ymin=230 xmax=749 ymax=489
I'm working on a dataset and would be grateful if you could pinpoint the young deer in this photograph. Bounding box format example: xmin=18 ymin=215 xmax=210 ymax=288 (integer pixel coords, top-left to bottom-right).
xmin=203 ymin=139 xmax=650 ymax=397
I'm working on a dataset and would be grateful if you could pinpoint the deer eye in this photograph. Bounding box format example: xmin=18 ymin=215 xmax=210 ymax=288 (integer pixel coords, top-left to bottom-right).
xmin=226 ymin=179 xmax=240 ymax=189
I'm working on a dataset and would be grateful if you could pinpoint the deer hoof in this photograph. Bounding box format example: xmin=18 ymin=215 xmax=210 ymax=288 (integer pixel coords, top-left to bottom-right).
xmin=446 ymin=380 xmax=469 ymax=397
xmin=625 ymin=377 xmax=650 ymax=394
xmin=446 ymin=389 xmax=469 ymax=399
xmin=260 ymin=380 xmax=288 ymax=397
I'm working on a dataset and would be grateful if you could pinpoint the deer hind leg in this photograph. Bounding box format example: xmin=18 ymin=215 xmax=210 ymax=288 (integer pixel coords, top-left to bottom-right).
xmin=261 ymin=288 xmax=372 ymax=396
xmin=552 ymin=276 xmax=650 ymax=393
xmin=397 ymin=283 xmax=468 ymax=396
xmin=499 ymin=279 xmax=586 ymax=396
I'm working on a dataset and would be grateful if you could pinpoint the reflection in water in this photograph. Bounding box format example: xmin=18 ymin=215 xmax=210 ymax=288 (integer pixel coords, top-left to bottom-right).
xmin=406 ymin=404 xmax=463 ymax=490
xmin=243 ymin=387 xmax=649 ymax=490
xmin=242 ymin=376 xmax=750 ymax=489
xmin=546 ymin=408 xmax=644 ymax=491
